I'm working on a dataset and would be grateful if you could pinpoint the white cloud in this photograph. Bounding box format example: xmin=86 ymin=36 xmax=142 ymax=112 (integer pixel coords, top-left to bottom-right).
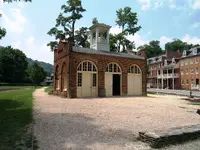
xmin=154 ymin=0 xmax=163 ymax=8
xmin=192 ymin=0 xmax=200 ymax=9
xmin=1 ymin=8 xmax=27 ymax=33
xmin=137 ymin=0 xmax=151 ymax=10
xmin=190 ymin=22 xmax=200 ymax=28
xmin=109 ymin=25 xmax=122 ymax=35
xmin=159 ymin=36 xmax=172 ymax=45
xmin=182 ymin=34 xmax=200 ymax=45
xmin=169 ymin=4 xmax=176 ymax=9
xmin=11 ymin=36 xmax=53 ymax=64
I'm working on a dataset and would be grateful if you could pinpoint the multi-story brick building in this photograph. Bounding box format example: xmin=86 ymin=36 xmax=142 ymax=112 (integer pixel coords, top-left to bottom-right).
xmin=147 ymin=50 xmax=182 ymax=89
xmin=53 ymin=23 xmax=147 ymax=98
xmin=179 ymin=46 xmax=200 ymax=90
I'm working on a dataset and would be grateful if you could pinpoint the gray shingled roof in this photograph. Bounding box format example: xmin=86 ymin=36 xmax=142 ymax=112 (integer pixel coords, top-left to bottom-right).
xmin=182 ymin=46 xmax=200 ymax=59
xmin=72 ymin=47 xmax=145 ymax=60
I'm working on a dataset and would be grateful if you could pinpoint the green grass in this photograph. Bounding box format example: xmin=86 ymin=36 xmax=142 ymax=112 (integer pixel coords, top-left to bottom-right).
xmin=45 ymin=86 xmax=53 ymax=93
xmin=0 ymin=88 xmax=38 ymax=149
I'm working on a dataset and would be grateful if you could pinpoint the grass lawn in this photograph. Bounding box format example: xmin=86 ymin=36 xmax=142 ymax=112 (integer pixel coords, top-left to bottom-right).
xmin=0 ymin=88 xmax=38 ymax=149
xmin=45 ymin=86 xmax=53 ymax=93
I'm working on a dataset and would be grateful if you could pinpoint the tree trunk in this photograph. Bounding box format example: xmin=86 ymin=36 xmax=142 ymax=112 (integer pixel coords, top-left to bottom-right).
xmin=71 ymin=21 xmax=75 ymax=46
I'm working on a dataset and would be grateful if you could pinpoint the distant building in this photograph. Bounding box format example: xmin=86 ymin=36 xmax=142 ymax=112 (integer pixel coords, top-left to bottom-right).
xmin=41 ymin=74 xmax=54 ymax=86
xmin=179 ymin=46 xmax=200 ymax=90
xmin=147 ymin=50 xmax=182 ymax=89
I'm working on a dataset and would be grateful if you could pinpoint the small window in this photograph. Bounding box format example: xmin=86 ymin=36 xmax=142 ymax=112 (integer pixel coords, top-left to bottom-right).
xmin=191 ymin=79 xmax=194 ymax=85
xmin=186 ymin=79 xmax=189 ymax=85
xmin=181 ymin=79 xmax=184 ymax=85
xmin=181 ymin=69 xmax=184 ymax=75
xmin=196 ymin=58 xmax=199 ymax=63
xmin=78 ymin=73 xmax=82 ymax=87
xmin=129 ymin=65 xmax=141 ymax=74
xmin=196 ymin=68 xmax=199 ymax=74
xmin=106 ymin=63 xmax=121 ymax=73
xmin=181 ymin=61 xmax=184 ymax=66
xmin=186 ymin=68 xmax=188 ymax=74
xmin=185 ymin=60 xmax=188 ymax=65
xmin=191 ymin=68 xmax=194 ymax=74
xmin=88 ymin=62 xmax=92 ymax=71
xmin=92 ymin=73 xmax=97 ymax=87
xmin=190 ymin=59 xmax=193 ymax=64
xmin=78 ymin=64 xmax=82 ymax=71
xmin=83 ymin=62 xmax=87 ymax=71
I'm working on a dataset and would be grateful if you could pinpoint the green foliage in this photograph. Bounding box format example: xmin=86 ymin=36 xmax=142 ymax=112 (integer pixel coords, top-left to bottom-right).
xmin=47 ymin=0 xmax=86 ymax=49
xmin=137 ymin=40 xmax=163 ymax=58
xmin=110 ymin=7 xmax=140 ymax=52
xmin=92 ymin=17 xmax=98 ymax=25
xmin=29 ymin=63 xmax=47 ymax=85
xmin=0 ymin=27 xmax=6 ymax=40
xmin=0 ymin=88 xmax=37 ymax=149
xmin=165 ymin=38 xmax=200 ymax=52
xmin=0 ymin=46 xmax=28 ymax=83
xmin=116 ymin=7 xmax=141 ymax=35
xmin=74 ymin=27 xmax=90 ymax=47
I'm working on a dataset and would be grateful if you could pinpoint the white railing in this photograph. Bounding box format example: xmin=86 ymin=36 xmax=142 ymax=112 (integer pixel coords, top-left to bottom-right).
xmin=157 ymin=73 xmax=179 ymax=78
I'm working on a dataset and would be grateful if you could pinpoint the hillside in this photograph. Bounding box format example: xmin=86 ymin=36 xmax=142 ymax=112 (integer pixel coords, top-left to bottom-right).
xmin=27 ymin=58 xmax=53 ymax=74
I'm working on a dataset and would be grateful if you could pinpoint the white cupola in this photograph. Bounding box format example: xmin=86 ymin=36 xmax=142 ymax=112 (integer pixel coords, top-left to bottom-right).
xmin=88 ymin=23 xmax=111 ymax=52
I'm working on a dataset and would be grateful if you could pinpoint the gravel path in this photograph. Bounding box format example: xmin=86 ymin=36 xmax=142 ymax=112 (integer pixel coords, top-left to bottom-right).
xmin=33 ymin=89 xmax=200 ymax=150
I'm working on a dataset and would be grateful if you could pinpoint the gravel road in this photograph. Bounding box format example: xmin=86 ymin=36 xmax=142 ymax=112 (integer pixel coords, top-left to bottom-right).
xmin=33 ymin=88 xmax=200 ymax=150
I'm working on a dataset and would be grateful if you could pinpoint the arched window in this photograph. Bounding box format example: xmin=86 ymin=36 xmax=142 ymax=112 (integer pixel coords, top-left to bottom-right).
xmin=77 ymin=61 xmax=97 ymax=72
xmin=106 ymin=63 xmax=121 ymax=72
xmin=128 ymin=65 xmax=141 ymax=74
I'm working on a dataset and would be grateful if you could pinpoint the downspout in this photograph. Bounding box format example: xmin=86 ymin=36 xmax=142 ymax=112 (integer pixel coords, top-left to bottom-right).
xmin=68 ymin=43 xmax=72 ymax=98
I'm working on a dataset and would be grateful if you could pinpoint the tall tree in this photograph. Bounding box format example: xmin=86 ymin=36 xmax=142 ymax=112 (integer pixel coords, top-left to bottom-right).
xmin=29 ymin=63 xmax=47 ymax=86
xmin=0 ymin=46 xmax=28 ymax=83
xmin=92 ymin=17 xmax=98 ymax=25
xmin=137 ymin=40 xmax=163 ymax=58
xmin=111 ymin=7 xmax=141 ymax=52
xmin=47 ymin=0 xmax=86 ymax=51
xmin=74 ymin=27 xmax=90 ymax=47
xmin=116 ymin=7 xmax=141 ymax=35
xmin=165 ymin=39 xmax=186 ymax=52
xmin=0 ymin=27 xmax=6 ymax=40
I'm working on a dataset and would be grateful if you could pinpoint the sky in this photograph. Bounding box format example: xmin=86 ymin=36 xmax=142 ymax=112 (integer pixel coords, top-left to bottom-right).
xmin=0 ymin=0 xmax=200 ymax=64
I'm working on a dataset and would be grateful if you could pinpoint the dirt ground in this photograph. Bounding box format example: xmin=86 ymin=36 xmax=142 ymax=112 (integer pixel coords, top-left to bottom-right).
xmin=33 ymin=88 xmax=200 ymax=150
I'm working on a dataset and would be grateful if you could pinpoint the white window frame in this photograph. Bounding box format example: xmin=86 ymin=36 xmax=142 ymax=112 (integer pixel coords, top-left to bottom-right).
xmin=195 ymin=57 xmax=199 ymax=64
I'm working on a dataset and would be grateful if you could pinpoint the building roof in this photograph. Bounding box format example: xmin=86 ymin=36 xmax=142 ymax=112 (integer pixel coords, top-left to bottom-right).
xmin=72 ymin=47 xmax=145 ymax=60
xmin=181 ymin=46 xmax=200 ymax=59
xmin=89 ymin=23 xmax=112 ymax=30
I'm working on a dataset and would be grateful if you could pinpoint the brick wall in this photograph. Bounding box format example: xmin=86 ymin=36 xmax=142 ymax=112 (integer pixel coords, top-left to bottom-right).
xmin=54 ymin=41 xmax=147 ymax=98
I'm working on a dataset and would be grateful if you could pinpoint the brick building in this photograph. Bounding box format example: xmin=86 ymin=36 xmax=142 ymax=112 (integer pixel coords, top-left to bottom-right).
xmin=147 ymin=50 xmax=182 ymax=89
xmin=53 ymin=23 xmax=147 ymax=98
xmin=179 ymin=46 xmax=200 ymax=90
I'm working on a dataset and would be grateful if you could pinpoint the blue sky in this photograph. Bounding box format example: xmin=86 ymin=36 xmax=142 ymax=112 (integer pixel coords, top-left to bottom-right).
xmin=0 ymin=0 xmax=200 ymax=64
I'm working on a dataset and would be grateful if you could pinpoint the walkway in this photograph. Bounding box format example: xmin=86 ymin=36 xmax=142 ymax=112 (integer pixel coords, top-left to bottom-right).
xmin=33 ymin=88 xmax=200 ymax=150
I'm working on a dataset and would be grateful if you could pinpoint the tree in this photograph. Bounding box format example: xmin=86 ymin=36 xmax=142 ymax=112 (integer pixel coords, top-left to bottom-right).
xmin=0 ymin=46 xmax=28 ymax=83
xmin=110 ymin=7 xmax=141 ymax=52
xmin=165 ymin=39 xmax=186 ymax=52
xmin=47 ymin=0 xmax=86 ymax=50
xmin=116 ymin=7 xmax=141 ymax=35
xmin=92 ymin=17 xmax=98 ymax=25
xmin=137 ymin=40 xmax=163 ymax=58
xmin=29 ymin=63 xmax=47 ymax=85
xmin=74 ymin=27 xmax=90 ymax=47
xmin=0 ymin=27 xmax=6 ymax=40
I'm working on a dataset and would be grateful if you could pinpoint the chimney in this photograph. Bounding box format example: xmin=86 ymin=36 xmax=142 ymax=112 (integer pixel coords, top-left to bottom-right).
xmin=137 ymin=48 xmax=147 ymax=59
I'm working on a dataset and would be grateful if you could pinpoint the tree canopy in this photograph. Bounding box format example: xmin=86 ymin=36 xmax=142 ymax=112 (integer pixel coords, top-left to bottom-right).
xmin=0 ymin=46 xmax=28 ymax=83
xmin=29 ymin=63 xmax=47 ymax=85
xmin=165 ymin=38 xmax=200 ymax=52
xmin=3 ymin=0 xmax=31 ymax=2
xmin=110 ymin=7 xmax=140 ymax=52
xmin=137 ymin=40 xmax=163 ymax=58
xmin=92 ymin=17 xmax=98 ymax=25
xmin=47 ymin=0 xmax=86 ymax=50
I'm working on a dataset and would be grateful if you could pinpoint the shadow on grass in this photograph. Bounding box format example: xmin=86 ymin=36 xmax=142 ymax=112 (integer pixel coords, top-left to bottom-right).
xmin=0 ymin=92 xmax=37 ymax=149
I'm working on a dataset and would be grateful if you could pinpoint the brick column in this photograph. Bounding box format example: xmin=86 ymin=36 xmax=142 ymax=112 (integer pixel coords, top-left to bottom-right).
xmin=122 ymin=72 xmax=127 ymax=96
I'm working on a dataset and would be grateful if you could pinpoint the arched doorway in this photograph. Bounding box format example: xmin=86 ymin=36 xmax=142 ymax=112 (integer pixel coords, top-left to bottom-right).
xmin=77 ymin=60 xmax=98 ymax=97
xmin=61 ymin=63 xmax=67 ymax=92
xmin=55 ymin=65 xmax=59 ymax=90
xmin=128 ymin=64 xmax=142 ymax=95
xmin=105 ymin=63 xmax=122 ymax=96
